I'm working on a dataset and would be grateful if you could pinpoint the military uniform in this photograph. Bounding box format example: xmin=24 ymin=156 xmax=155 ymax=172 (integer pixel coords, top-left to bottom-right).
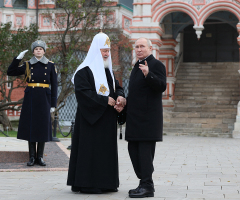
xmin=7 ymin=57 xmax=58 ymax=142
xmin=7 ymin=40 xmax=58 ymax=167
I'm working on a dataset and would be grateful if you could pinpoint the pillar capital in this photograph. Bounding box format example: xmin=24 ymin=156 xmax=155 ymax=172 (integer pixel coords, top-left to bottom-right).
xmin=193 ymin=25 xmax=204 ymax=39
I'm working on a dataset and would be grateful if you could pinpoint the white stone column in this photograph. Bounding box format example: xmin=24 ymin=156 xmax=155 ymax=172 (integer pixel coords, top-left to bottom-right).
xmin=232 ymin=101 xmax=240 ymax=138
xmin=159 ymin=39 xmax=177 ymax=106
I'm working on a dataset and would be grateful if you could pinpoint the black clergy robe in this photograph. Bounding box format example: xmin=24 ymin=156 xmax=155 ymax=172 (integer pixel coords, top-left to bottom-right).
xmin=67 ymin=66 xmax=124 ymax=190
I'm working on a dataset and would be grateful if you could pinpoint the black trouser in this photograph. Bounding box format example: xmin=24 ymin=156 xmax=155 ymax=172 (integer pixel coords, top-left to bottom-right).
xmin=128 ymin=141 xmax=156 ymax=188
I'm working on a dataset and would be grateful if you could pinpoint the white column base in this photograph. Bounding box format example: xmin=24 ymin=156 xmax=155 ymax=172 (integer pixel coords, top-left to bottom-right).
xmin=232 ymin=101 xmax=240 ymax=138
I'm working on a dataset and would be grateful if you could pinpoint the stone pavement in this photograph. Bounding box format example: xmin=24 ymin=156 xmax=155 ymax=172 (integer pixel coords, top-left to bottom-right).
xmin=0 ymin=138 xmax=69 ymax=171
xmin=1 ymin=135 xmax=240 ymax=199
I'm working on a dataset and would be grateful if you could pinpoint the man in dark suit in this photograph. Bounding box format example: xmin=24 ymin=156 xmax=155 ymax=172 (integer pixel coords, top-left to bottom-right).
xmin=125 ymin=37 xmax=166 ymax=198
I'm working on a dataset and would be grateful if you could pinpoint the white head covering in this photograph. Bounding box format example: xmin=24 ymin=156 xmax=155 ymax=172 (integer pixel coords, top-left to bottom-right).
xmin=72 ymin=32 xmax=115 ymax=96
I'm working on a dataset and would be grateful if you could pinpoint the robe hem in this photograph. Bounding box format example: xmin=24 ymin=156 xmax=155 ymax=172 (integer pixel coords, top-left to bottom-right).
xmin=66 ymin=182 xmax=119 ymax=189
xmin=125 ymin=138 xmax=162 ymax=142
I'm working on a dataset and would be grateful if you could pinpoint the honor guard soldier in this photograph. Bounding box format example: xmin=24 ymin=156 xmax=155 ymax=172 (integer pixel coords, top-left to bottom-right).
xmin=7 ymin=40 xmax=58 ymax=166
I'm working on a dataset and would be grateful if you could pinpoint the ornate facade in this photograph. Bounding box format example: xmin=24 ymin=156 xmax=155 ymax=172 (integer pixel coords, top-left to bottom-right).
xmin=1 ymin=0 xmax=240 ymax=137
xmin=130 ymin=0 xmax=240 ymax=107
xmin=0 ymin=0 xmax=133 ymax=120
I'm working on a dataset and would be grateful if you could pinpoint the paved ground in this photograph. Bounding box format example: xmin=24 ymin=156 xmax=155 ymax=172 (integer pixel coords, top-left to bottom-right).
xmin=1 ymin=134 xmax=240 ymax=199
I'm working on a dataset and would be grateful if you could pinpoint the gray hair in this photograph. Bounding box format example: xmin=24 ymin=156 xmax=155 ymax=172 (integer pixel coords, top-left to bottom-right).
xmin=135 ymin=37 xmax=152 ymax=47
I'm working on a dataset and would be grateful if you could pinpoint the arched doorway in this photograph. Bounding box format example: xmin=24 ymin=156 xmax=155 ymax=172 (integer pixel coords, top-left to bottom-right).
xmin=184 ymin=13 xmax=239 ymax=62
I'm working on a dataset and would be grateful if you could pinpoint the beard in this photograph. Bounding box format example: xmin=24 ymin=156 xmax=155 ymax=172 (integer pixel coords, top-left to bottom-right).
xmin=103 ymin=59 xmax=109 ymax=69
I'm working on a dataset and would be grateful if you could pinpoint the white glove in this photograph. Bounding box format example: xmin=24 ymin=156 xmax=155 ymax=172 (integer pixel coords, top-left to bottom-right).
xmin=50 ymin=107 xmax=55 ymax=113
xmin=16 ymin=50 xmax=28 ymax=60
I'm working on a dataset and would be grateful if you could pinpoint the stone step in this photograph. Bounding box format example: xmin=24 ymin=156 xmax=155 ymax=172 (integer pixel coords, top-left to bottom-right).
xmin=177 ymin=72 xmax=239 ymax=76
xmin=174 ymin=99 xmax=238 ymax=105
xmin=175 ymin=83 xmax=238 ymax=88
xmin=163 ymin=127 xmax=228 ymax=134
xmin=174 ymin=91 xmax=239 ymax=96
xmin=178 ymin=67 xmax=239 ymax=72
xmin=162 ymin=128 xmax=232 ymax=137
xmin=176 ymin=79 xmax=239 ymax=84
xmin=174 ymin=107 xmax=236 ymax=113
xmin=180 ymin=63 xmax=239 ymax=69
xmin=169 ymin=117 xmax=235 ymax=124
xmin=164 ymin=122 xmax=231 ymax=129
xmin=175 ymin=88 xmax=238 ymax=92
xmin=180 ymin=64 xmax=239 ymax=68
xmin=174 ymin=95 xmax=239 ymax=101
xmin=169 ymin=112 xmax=236 ymax=119
xmin=176 ymin=75 xmax=238 ymax=80
xmin=175 ymin=104 xmax=236 ymax=109
xmin=167 ymin=62 xmax=239 ymax=137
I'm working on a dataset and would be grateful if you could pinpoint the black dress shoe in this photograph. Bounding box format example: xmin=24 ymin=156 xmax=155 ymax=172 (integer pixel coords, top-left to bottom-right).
xmin=129 ymin=186 xmax=154 ymax=198
xmin=101 ymin=188 xmax=118 ymax=192
xmin=129 ymin=185 xmax=141 ymax=194
xmin=80 ymin=187 xmax=102 ymax=194
xmin=37 ymin=157 xmax=46 ymax=166
xmin=27 ymin=157 xmax=35 ymax=166
xmin=71 ymin=186 xmax=81 ymax=192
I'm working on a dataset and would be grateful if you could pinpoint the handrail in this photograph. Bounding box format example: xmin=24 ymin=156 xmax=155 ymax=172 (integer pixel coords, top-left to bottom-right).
xmin=174 ymin=51 xmax=183 ymax=76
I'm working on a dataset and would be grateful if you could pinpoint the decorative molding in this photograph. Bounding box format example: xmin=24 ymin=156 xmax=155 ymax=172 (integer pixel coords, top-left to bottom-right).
xmin=193 ymin=0 xmax=206 ymax=5
xmin=122 ymin=15 xmax=132 ymax=33
xmin=39 ymin=0 xmax=55 ymax=4
xmin=4 ymin=0 xmax=12 ymax=7
xmin=28 ymin=0 xmax=36 ymax=9
xmin=14 ymin=14 xmax=25 ymax=28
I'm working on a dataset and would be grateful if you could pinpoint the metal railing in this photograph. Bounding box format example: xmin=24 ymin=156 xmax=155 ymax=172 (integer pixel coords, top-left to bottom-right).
xmin=0 ymin=129 xmax=8 ymax=137
xmin=174 ymin=51 xmax=183 ymax=76
xmin=120 ymin=47 xmax=132 ymax=97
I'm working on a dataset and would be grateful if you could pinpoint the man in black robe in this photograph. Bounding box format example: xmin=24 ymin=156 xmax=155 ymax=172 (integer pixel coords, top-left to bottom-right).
xmin=125 ymin=38 xmax=166 ymax=198
xmin=67 ymin=32 xmax=126 ymax=194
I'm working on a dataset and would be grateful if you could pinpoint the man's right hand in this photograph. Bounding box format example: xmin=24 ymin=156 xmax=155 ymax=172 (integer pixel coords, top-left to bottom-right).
xmin=108 ymin=97 xmax=116 ymax=106
xmin=16 ymin=50 xmax=28 ymax=60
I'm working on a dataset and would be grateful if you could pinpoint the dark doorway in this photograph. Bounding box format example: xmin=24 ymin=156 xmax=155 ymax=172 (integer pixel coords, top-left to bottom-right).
xmin=183 ymin=20 xmax=239 ymax=62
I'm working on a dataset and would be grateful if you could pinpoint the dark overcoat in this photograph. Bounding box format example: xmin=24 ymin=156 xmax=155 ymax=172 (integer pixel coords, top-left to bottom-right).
xmin=7 ymin=57 xmax=58 ymax=142
xmin=125 ymin=54 xmax=166 ymax=142
xmin=67 ymin=67 xmax=124 ymax=189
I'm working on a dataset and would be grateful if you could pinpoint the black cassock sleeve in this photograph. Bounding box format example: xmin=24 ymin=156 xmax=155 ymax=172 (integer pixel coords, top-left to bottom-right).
xmin=74 ymin=68 xmax=108 ymax=125
xmin=114 ymin=78 xmax=125 ymax=98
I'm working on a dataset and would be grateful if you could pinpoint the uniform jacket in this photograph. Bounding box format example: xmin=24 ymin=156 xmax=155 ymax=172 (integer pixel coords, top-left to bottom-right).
xmin=7 ymin=57 xmax=58 ymax=142
xmin=125 ymin=54 xmax=166 ymax=141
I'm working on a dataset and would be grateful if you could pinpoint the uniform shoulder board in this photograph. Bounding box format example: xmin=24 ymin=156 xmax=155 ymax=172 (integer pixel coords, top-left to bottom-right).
xmin=49 ymin=61 xmax=54 ymax=63
xmin=19 ymin=61 xmax=29 ymax=67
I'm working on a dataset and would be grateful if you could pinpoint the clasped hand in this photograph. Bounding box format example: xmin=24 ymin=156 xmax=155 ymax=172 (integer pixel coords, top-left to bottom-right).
xmin=108 ymin=96 xmax=126 ymax=113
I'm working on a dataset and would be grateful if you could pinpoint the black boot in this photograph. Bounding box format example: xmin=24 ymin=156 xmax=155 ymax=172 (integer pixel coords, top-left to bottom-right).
xmin=37 ymin=142 xmax=46 ymax=166
xmin=27 ymin=142 xmax=36 ymax=166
